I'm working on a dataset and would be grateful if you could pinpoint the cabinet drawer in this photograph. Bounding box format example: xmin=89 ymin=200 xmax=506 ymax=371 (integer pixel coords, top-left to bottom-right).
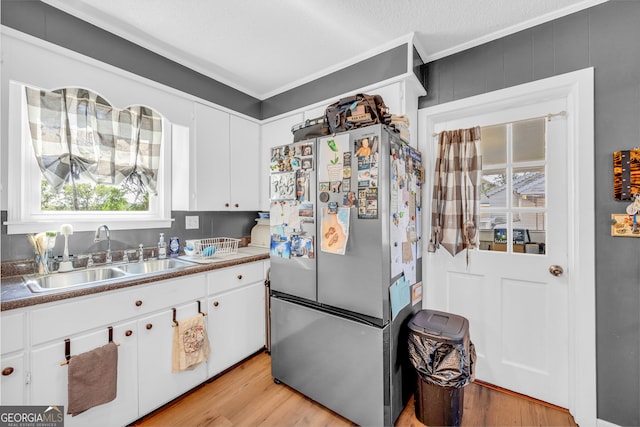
xmin=125 ymin=275 xmax=205 ymax=317
xmin=207 ymin=262 xmax=264 ymax=295
xmin=31 ymin=274 xmax=206 ymax=345
xmin=1 ymin=312 xmax=26 ymax=354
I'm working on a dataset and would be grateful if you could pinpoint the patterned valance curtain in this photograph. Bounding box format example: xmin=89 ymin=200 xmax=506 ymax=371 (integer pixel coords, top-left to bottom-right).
xmin=25 ymin=87 xmax=163 ymax=197
xmin=429 ymin=127 xmax=482 ymax=258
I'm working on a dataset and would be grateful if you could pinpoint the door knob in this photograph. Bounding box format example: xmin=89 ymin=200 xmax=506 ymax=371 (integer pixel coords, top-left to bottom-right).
xmin=549 ymin=265 xmax=564 ymax=277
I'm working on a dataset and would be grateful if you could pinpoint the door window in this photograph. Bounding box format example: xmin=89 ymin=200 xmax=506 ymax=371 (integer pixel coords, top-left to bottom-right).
xmin=479 ymin=118 xmax=546 ymax=255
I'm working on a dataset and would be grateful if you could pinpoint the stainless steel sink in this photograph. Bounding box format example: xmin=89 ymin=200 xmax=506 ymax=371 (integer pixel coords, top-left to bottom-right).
xmin=117 ymin=258 xmax=195 ymax=275
xmin=23 ymin=258 xmax=196 ymax=293
xmin=24 ymin=266 xmax=131 ymax=293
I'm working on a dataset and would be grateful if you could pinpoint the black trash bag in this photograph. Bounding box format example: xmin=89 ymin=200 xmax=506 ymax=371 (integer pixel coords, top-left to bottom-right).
xmin=408 ymin=332 xmax=476 ymax=388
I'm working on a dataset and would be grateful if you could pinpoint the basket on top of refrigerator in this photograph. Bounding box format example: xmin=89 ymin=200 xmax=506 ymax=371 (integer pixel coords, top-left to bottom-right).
xmin=192 ymin=237 xmax=239 ymax=259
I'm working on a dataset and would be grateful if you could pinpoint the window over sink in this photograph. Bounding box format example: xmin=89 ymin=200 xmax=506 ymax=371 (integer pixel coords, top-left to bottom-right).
xmin=6 ymin=82 xmax=174 ymax=234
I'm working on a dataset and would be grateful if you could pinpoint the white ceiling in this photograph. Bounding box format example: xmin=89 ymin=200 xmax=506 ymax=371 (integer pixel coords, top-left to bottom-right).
xmin=42 ymin=0 xmax=607 ymax=100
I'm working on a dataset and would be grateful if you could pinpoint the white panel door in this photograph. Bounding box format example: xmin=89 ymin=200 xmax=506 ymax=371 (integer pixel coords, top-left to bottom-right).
xmin=137 ymin=305 xmax=207 ymax=416
xmin=30 ymin=322 xmax=139 ymax=427
xmin=207 ymin=282 xmax=265 ymax=377
xmin=426 ymin=98 xmax=570 ymax=407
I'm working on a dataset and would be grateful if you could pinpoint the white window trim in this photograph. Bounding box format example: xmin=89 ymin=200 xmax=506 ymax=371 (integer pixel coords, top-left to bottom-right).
xmin=5 ymin=81 xmax=173 ymax=234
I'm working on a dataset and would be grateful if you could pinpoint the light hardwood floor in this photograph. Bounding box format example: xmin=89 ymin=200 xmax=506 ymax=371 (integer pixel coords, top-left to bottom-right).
xmin=132 ymin=351 xmax=577 ymax=427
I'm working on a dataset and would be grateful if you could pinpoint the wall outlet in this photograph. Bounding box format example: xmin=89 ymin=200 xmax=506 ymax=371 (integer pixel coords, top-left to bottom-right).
xmin=185 ymin=215 xmax=199 ymax=230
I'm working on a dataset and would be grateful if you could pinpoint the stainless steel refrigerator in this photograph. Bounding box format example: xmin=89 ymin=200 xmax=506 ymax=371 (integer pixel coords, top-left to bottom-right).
xmin=269 ymin=124 xmax=423 ymax=426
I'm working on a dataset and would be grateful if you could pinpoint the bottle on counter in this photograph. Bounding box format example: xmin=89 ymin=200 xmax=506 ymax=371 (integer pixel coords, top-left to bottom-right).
xmin=158 ymin=233 xmax=167 ymax=259
xmin=169 ymin=236 xmax=180 ymax=256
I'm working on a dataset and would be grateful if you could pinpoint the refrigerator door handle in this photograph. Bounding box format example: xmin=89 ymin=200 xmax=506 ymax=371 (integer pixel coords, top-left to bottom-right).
xmin=271 ymin=292 xmax=385 ymax=328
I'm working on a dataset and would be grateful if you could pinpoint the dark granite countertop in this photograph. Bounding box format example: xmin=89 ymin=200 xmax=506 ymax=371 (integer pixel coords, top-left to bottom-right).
xmin=1 ymin=246 xmax=269 ymax=311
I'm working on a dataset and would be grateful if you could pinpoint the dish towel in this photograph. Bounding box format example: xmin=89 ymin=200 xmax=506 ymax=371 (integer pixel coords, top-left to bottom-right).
xmin=172 ymin=313 xmax=211 ymax=373
xmin=67 ymin=342 xmax=118 ymax=416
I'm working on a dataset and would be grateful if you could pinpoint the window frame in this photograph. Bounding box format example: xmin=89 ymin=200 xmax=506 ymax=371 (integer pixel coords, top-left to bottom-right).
xmin=6 ymin=81 xmax=173 ymax=234
xmin=479 ymin=120 xmax=547 ymax=254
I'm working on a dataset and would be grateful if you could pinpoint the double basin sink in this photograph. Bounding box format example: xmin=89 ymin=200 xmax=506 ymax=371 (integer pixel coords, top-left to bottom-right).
xmin=23 ymin=258 xmax=196 ymax=293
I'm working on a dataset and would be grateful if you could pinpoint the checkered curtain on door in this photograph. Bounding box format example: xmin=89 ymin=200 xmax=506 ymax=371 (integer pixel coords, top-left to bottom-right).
xmin=430 ymin=127 xmax=482 ymax=258
xmin=25 ymin=87 xmax=163 ymax=197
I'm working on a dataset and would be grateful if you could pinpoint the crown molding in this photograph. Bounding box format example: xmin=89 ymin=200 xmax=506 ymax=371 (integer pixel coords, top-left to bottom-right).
xmin=422 ymin=0 xmax=610 ymax=63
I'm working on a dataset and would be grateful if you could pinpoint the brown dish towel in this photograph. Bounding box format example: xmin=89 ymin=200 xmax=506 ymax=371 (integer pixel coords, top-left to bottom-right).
xmin=67 ymin=341 xmax=118 ymax=416
xmin=172 ymin=313 xmax=211 ymax=373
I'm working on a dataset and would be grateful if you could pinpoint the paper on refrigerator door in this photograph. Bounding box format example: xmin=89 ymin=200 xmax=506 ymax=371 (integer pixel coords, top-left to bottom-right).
xmin=270 ymin=201 xmax=300 ymax=228
xmin=411 ymin=281 xmax=423 ymax=306
xmin=318 ymin=134 xmax=349 ymax=183
xmin=320 ymin=207 xmax=349 ymax=255
xmin=270 ymin=202 xmax=284 ymax=226
xmin=403 ymin=247 xmax=417 ymax=284
xmin=284 ymin=202 xmax=300 ymax=229
xmin=390 ymin=275 xmax=411 ymax=320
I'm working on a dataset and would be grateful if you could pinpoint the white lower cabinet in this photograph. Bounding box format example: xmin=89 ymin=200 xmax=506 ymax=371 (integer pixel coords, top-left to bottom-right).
xmin=1 ymin=352 xmax=26 ymax=405
xmin=1 ymin=311 xmax=26 ymax=405
xmin=207 ymin=281 xmax=265 ymax=377
xmin=2 ymin=260 xmax=267 ymax=426
xmin=137 ymin=303 xmax=208 ymax=415
xmin=30 ymin=321 xmax=138 ymax=427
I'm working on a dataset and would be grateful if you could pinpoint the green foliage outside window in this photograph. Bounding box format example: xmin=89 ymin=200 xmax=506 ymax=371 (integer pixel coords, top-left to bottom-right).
xmin=41 ymin=180 xmax=149 ymax=211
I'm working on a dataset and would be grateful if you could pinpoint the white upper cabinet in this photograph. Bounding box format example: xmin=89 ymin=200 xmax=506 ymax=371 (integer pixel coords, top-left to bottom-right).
xmin=173 ymin=102 xmax=260 ymax=211
xmin=229 ymin=115 xmax=260 ymax=210
xmin=195 ymin=102 xmax=231 ymax=211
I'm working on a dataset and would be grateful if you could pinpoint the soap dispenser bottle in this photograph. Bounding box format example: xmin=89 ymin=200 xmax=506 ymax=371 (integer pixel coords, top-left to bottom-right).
xmin=158 ymin=233 xmax=167 ymax=259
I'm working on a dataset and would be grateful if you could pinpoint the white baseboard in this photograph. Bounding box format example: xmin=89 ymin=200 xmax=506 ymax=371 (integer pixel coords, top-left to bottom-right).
xmin=598 ymin=418 xmax=622 ymax=427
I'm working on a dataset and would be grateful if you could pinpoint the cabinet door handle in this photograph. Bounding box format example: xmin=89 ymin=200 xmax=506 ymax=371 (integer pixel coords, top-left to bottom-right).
xmin=225 ymin=203 xmax=230 ymax=207
xmin=125 ymin=330 xmax=133 ymax=336
xmin=135 ymin=300 xmax=143 ymax=307
xmin=237 ymin=274 xmax=243 ymax=280
xmin=213 ymin=301 xmax=219 ymax=307
xmin=2 ymin=367 xmax=14 ymax=376
xmin=146 ymin=323 xmax=153 ymax=330
xmin=234 ymin=203 xmax=239 ymax=208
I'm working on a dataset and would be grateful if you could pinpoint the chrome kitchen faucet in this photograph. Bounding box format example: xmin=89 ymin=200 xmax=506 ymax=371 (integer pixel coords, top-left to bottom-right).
xmin=94 ymin=224 xmax=112 ymax=264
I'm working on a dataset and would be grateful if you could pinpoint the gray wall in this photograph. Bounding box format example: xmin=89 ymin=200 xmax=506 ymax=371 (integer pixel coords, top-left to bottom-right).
xmin=1 ymin=210 xmax=257 ymax=261
xmin=261 ymin=44 xmax=409 ymax=118
xmin=419 ymin=1 xmax=640 ymax=425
